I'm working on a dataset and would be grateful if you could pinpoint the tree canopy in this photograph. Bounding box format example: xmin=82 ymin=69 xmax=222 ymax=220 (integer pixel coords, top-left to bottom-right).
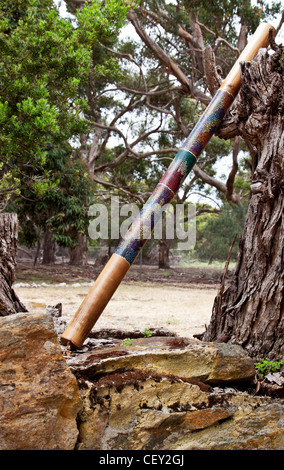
xmin=0 ymin=0 xmax=130 ymax=253
xmin=65 ymin=0 xmax=281 ymax=207
xmin=1 ymin=0 xmax=282 ymax=263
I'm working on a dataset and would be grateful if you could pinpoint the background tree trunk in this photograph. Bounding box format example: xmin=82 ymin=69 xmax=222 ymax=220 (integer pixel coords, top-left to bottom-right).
xmin=69 ymin=235 xmax=88 ymax=266
xmin=42 ymin=230 xmax=56 ymax=265
xmin=159 ymin=238 xmax=170 ymax=269
xmin=0 ymin=213 xmax=27 ymax=316
xmin=203 ymin=46 xmax=284 ymax=360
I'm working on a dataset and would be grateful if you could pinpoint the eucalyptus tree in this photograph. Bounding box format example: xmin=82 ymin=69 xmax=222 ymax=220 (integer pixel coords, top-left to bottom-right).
xmin=202 ymin=40 xmax=284 ymax=360
xmin=65 ymin=0 xmax=280 ymax=270
xmin=65 ymin=0 xmax=279 ymax=206
xmin=127 ymin=1 xmax=284 ymax=359
xmin=66 ymin=0 xmax=284 ymax=359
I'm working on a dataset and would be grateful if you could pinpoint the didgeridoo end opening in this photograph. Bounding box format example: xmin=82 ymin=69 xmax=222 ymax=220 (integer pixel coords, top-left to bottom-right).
xmin=60 ymin=334 xmax=82 ymax=350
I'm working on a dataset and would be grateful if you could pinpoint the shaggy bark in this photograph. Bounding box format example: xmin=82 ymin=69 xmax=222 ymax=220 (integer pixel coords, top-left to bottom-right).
xmin=0 ymin=213 xmax=27 ymax=316
xmin=203 ymin=46 xmax=284 ymax=360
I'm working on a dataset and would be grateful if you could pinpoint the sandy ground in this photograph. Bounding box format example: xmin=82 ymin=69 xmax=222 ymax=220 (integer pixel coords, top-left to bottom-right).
xmin=14 ymin=281 xmax=217 ymax=338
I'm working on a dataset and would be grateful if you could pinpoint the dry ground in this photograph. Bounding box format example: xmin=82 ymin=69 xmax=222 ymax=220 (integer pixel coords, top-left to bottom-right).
xmin=14 ymin=262 xmax=226 ymax=338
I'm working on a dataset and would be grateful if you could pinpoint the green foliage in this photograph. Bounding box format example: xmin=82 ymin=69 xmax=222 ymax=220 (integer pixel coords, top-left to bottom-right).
xmin=120 ymin=328 xmax=153 ymax=345
xmin=12 ymin=142 xmax=95 ymax=248
xmin=164 ymin=0 xmax=281 ymax=45
xmin=1 ymin=0 xmax=130 ymax=249
xmin=0 ymin=0 xmax=130 ymax=200
xmin=143 ymin=328 xmax=152 ymax=338
xmin=255 ymin=358 xmax=284 ymax=379
xmin=196 ymin=203 xmax=247 ymax=262
xmin=121 ymin=337 xmax=134 ymax=346
xmin=0 ymin=0 xmax=92 ymax=203
xmin=76 ymin=0 xmax=130 ymax=87
xmin=76 ymin=0 xmax=129 ymax=45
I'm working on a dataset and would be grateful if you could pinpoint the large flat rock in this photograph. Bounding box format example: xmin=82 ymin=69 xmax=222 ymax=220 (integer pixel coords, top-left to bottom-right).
xmin=66 ymin=336 xmax=256 ymax=385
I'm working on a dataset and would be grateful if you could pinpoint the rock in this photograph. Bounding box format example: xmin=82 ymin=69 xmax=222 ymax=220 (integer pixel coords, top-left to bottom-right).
xmin=46 ymin=303 xmax=68 ymax=338
xmin=46 ymin=302 xmax=62 ymax=318
xmin=66 ymin=336 xmax=256 ymax=385
xmin=2 ymin=315 xmax=284 ymax=450
xmin=0 ymin=312 xmax=81 ymax=450
xmin=63 ymin=336 xmax=284 ymax=451
xmin=89 ymin=326 xmax=176 ymax=340
xmin=74 ymin=367 xmax=284 ymax=450
xmin=76 ymin=371 xmax=231 ymax=450
xmin=46 ymin=302 xmax=68 ymax=338
xmin=178 ymin=397 xmax=284 ymax=450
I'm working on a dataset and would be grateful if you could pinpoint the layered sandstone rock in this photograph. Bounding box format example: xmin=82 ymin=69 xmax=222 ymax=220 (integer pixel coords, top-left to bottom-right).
xmin=1 ymin=311 xmax=284 ymax=450
xmin=75 ymin=371 xmax=284 ymax=450
xmin=64 ymin=336 xmax=284 ymax=450
xmin=66 ymin=336 xmax=256 ymax=384
xmin=0 ymin=312 xmax=81 ymax=450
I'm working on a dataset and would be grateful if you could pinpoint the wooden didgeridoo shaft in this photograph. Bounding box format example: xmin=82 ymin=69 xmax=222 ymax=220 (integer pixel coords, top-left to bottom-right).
xmin=61 ymin=23 xmax=276 ymax=349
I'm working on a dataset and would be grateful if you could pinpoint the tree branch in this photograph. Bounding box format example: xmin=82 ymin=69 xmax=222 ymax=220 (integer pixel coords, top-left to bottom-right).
xmin=92 ymin=176 xmax=145 ymax=204
xmin=202 ymin=45 xmax=222 ymax=95
xmin=193 ymin=164 xmax=240 ymax=205
xmin=127 ymin=9 xmax=210 ymax=105
xmin=226 ymin=136 xmax=241 ymax=204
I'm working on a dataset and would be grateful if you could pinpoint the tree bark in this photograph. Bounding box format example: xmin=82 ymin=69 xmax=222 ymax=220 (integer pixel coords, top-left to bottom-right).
xmin=42 ymin=230 xmax=56 ymax=265
xmin=69 ymin=235 xmax=88 ymax=266
xmin=0 ymin=213 xmax=27 ymax=316
xmin=158 ymin=238 xmax=170 ymax=269
xmin=203 ymin=45 xmax=284 ymax=360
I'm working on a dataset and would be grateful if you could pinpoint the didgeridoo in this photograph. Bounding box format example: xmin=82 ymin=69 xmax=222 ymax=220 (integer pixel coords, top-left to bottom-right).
xmin=61 ymin=23 xmax=276 ymax=349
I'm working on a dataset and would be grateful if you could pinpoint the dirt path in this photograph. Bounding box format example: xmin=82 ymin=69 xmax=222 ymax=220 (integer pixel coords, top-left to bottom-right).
xmin=14 ymin=281 xmax=217 ymax=338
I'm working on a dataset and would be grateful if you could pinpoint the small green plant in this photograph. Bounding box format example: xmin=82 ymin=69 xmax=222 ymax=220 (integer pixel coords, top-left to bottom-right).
xmin=255 ymin=357 xmax=284 ymax=379
xmin=121 ymin=338 xmax=134 ymax=346
xmin=143 ymin=328 xmax=152 ymax=338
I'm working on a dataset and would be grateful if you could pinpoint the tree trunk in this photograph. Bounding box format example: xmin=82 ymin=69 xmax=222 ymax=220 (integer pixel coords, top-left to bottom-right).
xmin=69 ymin=235 xmax=88 ymax=266
xmin=0 ymin=213 xmax=27 ymax=316
xmin=42 ymin=230 xmax=56 ymax=265
xmin=203 ymin=46 xmax=284 ymax=360
xmin=158 ymin=238 xmax=170 ymax=269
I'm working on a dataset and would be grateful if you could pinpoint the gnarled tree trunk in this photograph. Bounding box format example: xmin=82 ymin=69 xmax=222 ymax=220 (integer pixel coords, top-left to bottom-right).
xmin=203 ymin=46 xmax=284 ymax=360
xmin=0 ymin=213 xmax=27 ymax=316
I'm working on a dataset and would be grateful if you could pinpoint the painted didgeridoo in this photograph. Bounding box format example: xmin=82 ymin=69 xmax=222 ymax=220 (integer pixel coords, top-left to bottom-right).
xmin=61 ymin=22 xmax=275 ymax=349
